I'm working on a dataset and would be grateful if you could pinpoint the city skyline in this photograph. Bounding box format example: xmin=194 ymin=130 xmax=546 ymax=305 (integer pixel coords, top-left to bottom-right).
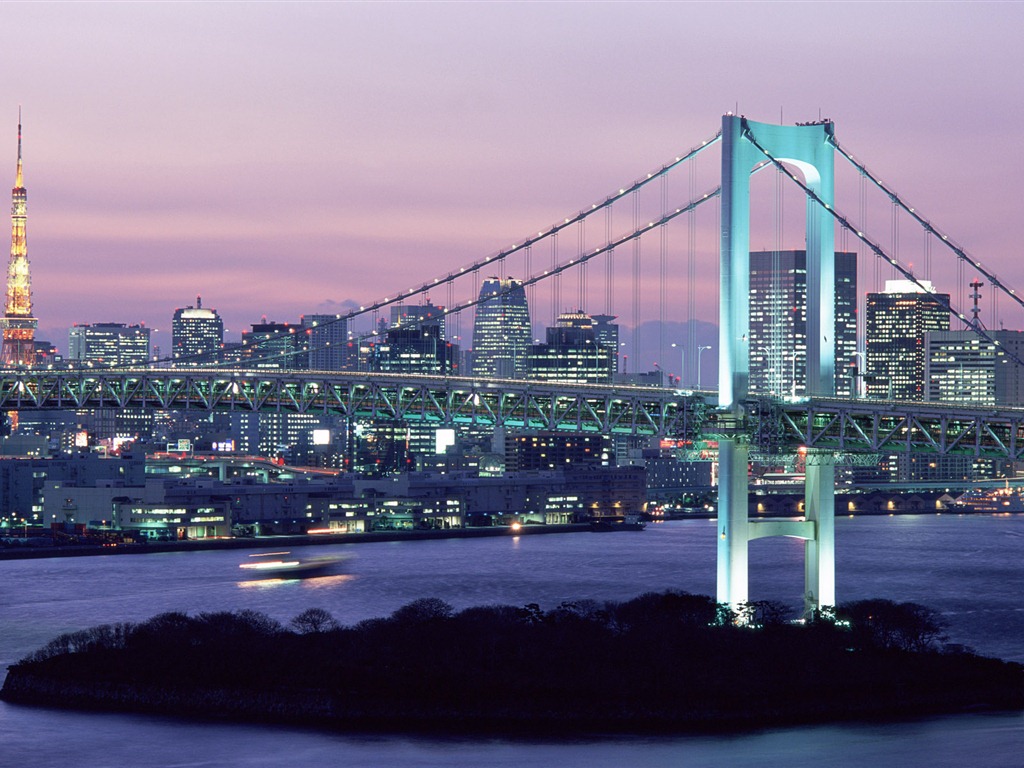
xmin=3 ymin=3 xmax=1023 ymax=356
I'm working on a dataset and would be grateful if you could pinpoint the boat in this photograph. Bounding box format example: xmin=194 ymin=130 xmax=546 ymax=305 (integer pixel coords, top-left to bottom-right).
xmin=955 ymin=484 xmax=1024 ymax=514
xmin=238 ymin=551 xmax=348 ymax=579
xmin=588 ymin=514 xmax=646 ymax=532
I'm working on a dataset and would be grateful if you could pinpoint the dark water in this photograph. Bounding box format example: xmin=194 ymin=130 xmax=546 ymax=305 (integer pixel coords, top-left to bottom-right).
xmin=1 ymin=515 xmax=1021 ymax=767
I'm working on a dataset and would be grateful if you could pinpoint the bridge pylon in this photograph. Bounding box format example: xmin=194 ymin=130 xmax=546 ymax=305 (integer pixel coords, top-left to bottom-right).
xmin=717 ymin=114 xmax=836 ymax=615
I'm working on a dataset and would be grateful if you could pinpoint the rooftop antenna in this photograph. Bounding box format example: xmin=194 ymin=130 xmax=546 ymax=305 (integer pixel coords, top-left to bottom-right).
xmin=970 ymin=278 xmax=986 ymax=330
xmin=15 ymin=105 xmax=23 ymax=188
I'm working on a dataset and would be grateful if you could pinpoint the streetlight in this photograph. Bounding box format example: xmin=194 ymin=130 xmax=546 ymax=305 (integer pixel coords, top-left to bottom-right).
xmin=697 ymin=345 xmax=712 ymax=389
xmin=671 ymin=342 xmax=684 ymax=387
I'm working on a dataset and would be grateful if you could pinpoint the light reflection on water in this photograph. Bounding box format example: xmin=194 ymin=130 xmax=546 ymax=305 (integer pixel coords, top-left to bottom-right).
xmin=0 ymin=515 xmax=1021 ymax=767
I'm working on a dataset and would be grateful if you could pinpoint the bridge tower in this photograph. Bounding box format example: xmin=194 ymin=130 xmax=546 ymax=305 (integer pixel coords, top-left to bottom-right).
xmin=1 ymin=111 xmax=37 ymax=367
xmin=718 ymin=115 xmax=836 ymax=615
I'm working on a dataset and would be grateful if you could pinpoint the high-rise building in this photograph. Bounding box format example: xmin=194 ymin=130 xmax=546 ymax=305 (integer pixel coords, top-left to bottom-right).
xmin=374 ymin=325 xmax=457 ymax=375
xmin=68 ymin=323 xmax=150 ymax=367
xmin=472 ymin=277 xmax=531 ymax=379
xmin=238 ymin=322 xmax=308 ymax=370
xmin=389 ymin=300 xmax=446 ymax=337
xmin=925 ymin=329 xmax=1024 ymax=406
xmin=748 ymin=250 xmax=857 ymax=398
xmin=302 ymin=314 xmax=349 ymax=371
xmin=591 ymin=314 xmax=620 ymax=375
xmin=1 ymin=114 xmax=36 ymax=367
xmin=171 ymin=296 xmax=224 ymax=367
xmin=865 ymin=280 xmax=950 ymax=400
xmin=527 ymin=311 xmax=614 ymax=384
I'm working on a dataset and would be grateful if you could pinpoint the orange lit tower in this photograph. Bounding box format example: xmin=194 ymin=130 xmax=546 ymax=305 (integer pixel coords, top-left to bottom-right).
xmin=1 ymin=111 xmax=36 ymax=367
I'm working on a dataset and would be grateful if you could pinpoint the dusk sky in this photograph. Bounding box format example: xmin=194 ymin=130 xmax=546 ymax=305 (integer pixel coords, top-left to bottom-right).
xmin=3 ymin=2 xmax=1023 ymax=357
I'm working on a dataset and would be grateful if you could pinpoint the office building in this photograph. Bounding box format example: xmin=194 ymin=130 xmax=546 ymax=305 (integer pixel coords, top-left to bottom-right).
xmin=591 ymin=314 xmax=620 ymax=375
xmin=171 ymin=296 xmax=224 ymax=367
xmin=374 ymin=325 xmax=457 ymax=375
xmin=238 ymin=321 xmax=308 ymax=370
xmin=302 ymin=314 xmax=349 ymax=371
xmin=925 ymin=329 xmax=1024 ymax=406
xmin=527 ymin=310 xmax=614 ymax=384
xmin=389 ymin=300 xmax=446 ymax=337
xmin=748 ymin=250 xmax=857 ymax=398
xmin=471 ymin=277 xmax=531 ymax=378
xmin=68 ymin=323 xmax=150 ymax=366
xmin=865 ymin=280 xmax=949 ymax=400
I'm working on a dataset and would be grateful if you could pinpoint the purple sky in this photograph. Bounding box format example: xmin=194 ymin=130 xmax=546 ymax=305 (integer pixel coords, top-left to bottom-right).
xmin=3 ymin=2 xmax=1023 ymax=357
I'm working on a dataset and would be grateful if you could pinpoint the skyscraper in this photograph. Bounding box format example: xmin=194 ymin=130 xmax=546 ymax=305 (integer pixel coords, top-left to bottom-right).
xmin=1 ymin=113 xmax=36 ymax=367
xmin=865 ymin=280 xmax=949 ymax=400
xmin=171 ymin=296 xmax=224 ymax=367
xmin=471 ymin=277 xmax=531 ymax=379
xmin=748 ymin=250 xmax=857 ymax=398
xmin=68 ymin=323 xmax=151 ymax=366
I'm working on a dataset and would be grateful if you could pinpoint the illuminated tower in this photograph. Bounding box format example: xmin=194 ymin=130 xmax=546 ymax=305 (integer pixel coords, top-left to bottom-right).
xmin=1 ymin=112 xmax=37 ymax=367
xmin=471 ymin=277 xmax=531 ymax=378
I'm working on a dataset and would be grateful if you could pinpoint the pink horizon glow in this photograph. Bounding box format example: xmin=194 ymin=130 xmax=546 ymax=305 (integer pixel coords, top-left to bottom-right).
xmin=4 ymin=3 xmax=1023 ymax=358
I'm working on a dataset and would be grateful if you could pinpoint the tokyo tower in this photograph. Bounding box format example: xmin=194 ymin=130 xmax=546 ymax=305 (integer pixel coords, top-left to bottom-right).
xmin=0 ymin=111 xmax=37 ymax=367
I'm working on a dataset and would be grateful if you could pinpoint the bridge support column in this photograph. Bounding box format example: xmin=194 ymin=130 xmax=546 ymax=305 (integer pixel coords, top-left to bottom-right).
xmin=803 ymin=453 xmax=835 ymax=615
xmin=718 ymin=113 xmax=837 ymax=614
xmin=716 ymin=438 xmax=749 ymax=608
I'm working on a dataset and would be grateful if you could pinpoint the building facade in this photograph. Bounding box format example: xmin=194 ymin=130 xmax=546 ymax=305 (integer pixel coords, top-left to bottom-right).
xmin=236 ymin=322 xmax=308 ymax=370
xmin=925 ymin=329 xmax=1024 ymax=407
xmin=302 ymin=314 xmax=349 ymax=371
xmin=865 ymin=280 xmax=950 ymax=400
xmin=471 ymin=277 xmax=531 ymax=378
xmin=748 ymin=250 xmax=857 ymax=398
xmin=68 ymin=323 xmax=151 ymax=366
xmin=171 ymin=296 xmax=224 ymax=367
xmin=527 ymin=311 xmax=614 ymax=384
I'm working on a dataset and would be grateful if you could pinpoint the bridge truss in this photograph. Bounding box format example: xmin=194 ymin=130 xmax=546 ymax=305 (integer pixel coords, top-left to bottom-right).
xmin=3 ymin=369 xmax=1024 ymax=461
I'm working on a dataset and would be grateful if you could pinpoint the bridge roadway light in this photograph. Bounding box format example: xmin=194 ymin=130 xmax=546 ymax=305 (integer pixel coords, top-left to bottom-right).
xmin=697 ymin=345 xmax=712 ymax=389
xmin=671 ymin=343 xmax=684 ymax=387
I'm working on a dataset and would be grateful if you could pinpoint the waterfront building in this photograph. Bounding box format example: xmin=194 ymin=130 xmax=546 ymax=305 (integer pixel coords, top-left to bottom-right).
xmin=0 ymin=452 xmax=145 ymax=526
xmin=1 ymin=114 xmax=37 ymax=367
xmin=68 ymin=323 xmax=151 ymax=366
xmin=171 ymin=296 xmax=224 ymax=367
xmin=865 ymin=280 xmax=950 ymax=400
xmin=527 ymin=311 xmax=614 ymax=384
xmin=504 ymin=431 xmax=612 ymax=472
xmin=471 ymin=277 xmax=531 ymax=378
xmin=748 ymin=250 xmax=857 ymax=398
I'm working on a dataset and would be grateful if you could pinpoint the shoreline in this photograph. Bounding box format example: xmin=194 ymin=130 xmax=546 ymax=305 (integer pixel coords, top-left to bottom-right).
xmin=0 ymin=523 xmax=591 ymax=561
xmin=4 ymin=594 xmax=1021 ymax=736
xmin=0 ymin=506 xmax=1013 ymax=561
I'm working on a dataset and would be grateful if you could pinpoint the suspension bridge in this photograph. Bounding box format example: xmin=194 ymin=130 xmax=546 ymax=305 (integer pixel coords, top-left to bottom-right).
xmin=5 ymin=114 xmax=1024 ymax=613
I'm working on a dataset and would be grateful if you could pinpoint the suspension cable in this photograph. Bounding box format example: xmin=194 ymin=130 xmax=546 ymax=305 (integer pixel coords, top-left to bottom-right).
xmin=831 ymin=136 xmax=1024 ymax=314
xmin=744 ymin=121 xmax=1024 ymax=371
